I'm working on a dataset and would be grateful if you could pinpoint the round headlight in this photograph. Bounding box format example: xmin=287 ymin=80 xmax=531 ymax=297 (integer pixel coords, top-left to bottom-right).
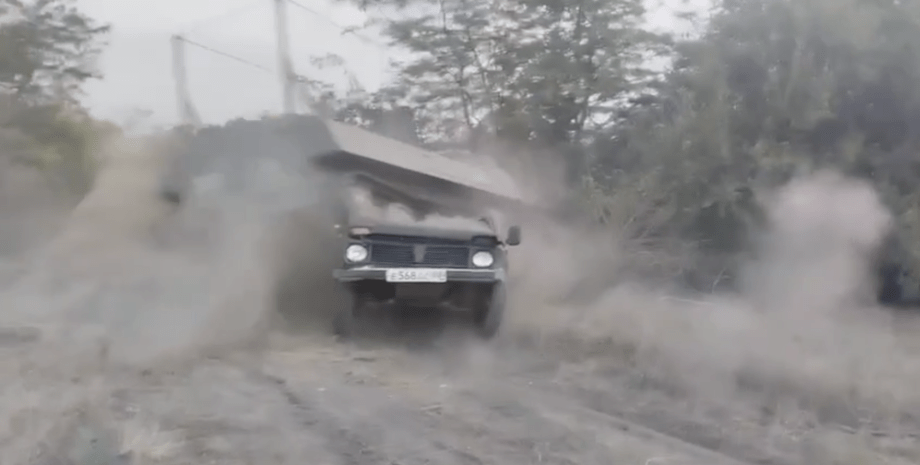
xmin=471 ymin=251 xmax=494 ymax=267
xmin=344 ymin=244 xmax=368 ymax=263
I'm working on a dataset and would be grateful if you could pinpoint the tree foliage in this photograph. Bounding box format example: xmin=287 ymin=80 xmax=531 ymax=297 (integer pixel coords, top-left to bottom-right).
xmin=367 ymin=0 xmax=668 ymax=149
xmin=0 ymin=0 xmax=109 ymax=102
xmin=609 ymin=0 xmax=920 ymax=281
xmin=327 ymin=0 xmax=920 ymax=292
xmin=0 ymin=0 xmax=112 ymax=199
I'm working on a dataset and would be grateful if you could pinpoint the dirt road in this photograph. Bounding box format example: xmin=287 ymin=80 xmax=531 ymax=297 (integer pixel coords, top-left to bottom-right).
xmin=26 ymin=329 xmax=776 ymax=465
xmin=20 ymin=317 xmax=912 ymax=465
xmin=0 ymin=137 xmax=917 ymax=465
xmin=83 ymin=335 xmax=744 ymax=465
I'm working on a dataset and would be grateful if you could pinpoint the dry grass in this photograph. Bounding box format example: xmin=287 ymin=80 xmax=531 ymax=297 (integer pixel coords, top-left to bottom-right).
xmin=117 ymin=416 xmax=184 ymax=463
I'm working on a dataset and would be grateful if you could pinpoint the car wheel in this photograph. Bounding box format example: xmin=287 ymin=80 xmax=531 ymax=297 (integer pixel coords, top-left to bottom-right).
xmin=475 ymin=282 xmax=506 ymax=340
xmin=332 ymin=288 xmax=358 ymax=338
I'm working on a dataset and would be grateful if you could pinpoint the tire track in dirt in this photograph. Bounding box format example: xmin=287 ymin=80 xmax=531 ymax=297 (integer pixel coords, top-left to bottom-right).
xmin=501 ymin=371 xmax=788 ymax=465
xmin=258 ymin=358 xmax=504 ymax=465
xmin=258 ymin=339 xmax=761 ymax=465
xmin=499 ymin=352 xmax=920 ymax=465
xmin=258 ymin=372 xmax=393 ymax=465
xmin=475 ymin=382 xmax=770 ymax=465
xmin=429 ymin=370 xmax=766 ymax=465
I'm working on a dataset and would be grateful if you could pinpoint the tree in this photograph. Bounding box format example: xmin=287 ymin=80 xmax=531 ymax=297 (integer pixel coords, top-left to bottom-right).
xmin=0 ymin=1 xmax=111 ymax=199
xmin=350 ymin=0 xmax=668 ymax=153
xmin=328 ymin=0 xmax=920 ymax=291
xmin=0 ymin=0 xmax=109 ymax=103
xmin=589 ymin=0 xmax=920 ymax=288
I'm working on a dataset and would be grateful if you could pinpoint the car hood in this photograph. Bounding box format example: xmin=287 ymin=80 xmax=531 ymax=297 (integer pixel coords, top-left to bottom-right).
xmin=349 ymin=215 xmax=496 ymax=242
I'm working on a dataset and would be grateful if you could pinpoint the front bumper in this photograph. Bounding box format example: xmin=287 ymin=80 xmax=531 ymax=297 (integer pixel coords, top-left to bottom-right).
xmin=333 ymin=266 xmax=504 ymax=283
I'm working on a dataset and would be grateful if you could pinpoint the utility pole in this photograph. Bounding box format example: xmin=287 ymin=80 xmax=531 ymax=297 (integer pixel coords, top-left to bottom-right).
xmin=273 ymin=0 xmax=296 ymax=114
xmin=170 ymin=35 xmax=202 ymax=126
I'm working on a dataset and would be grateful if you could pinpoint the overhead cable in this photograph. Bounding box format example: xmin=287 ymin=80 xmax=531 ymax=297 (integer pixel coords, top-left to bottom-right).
xmin=286 ymin=0 xmax=386 ymax=47
xmin=178 ymin=36 xmax=275 ymax=74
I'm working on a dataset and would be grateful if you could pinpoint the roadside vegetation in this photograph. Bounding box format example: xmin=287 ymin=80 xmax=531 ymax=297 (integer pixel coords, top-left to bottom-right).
xmin=7 ymin=0 xmax=918 ymax=295
xmin=0 ymin=0 xmax=114 ymax=206
xmin=313 ymin=0 xmax=920 ymax=296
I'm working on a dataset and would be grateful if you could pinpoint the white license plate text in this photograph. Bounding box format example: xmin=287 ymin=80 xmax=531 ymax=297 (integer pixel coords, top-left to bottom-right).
xmin=384 ymin=268 xmax=448 ymax=283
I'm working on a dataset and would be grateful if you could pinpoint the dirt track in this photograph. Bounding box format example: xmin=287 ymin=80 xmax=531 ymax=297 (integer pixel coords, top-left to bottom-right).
xmin=0 ymin=137 xmax=917 ymax=465
xmin=101 ymin=335 xmax=759 ymax=465
xmin=25 ymin=317 xmax=913 ymax=465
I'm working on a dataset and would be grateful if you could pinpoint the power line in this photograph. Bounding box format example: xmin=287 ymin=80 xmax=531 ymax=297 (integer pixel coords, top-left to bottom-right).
xmin=176 ymin=35 xmax=316 ymax=84
xmin=285 ymin=0 xmax=349 ymax=30
xmin=170 ymin=1 xmax=389 ymax=118
xmin=178 ymin=0 xmax=265 ymax=35
xmin=177 ymin=36 xmax=275 ymax=74
xmin=285 ymin=0 xmax=387 ymax=48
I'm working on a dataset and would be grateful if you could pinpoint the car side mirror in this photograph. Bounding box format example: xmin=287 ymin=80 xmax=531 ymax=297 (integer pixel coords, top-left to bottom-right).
xmin=506 ymin=226 xmax=521 ymax=246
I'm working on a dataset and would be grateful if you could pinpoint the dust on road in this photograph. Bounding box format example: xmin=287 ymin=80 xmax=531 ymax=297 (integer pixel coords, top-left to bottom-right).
xmin=0 ymin=135 xmax=915 ymax=465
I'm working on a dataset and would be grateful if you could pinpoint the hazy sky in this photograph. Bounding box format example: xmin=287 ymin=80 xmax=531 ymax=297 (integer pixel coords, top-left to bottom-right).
xmin=76 ymin=0 xmax=704 ymax=130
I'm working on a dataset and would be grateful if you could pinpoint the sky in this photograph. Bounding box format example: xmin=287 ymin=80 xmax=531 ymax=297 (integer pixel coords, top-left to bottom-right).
xmin=76 ymin=0 xmax=707 ymax=131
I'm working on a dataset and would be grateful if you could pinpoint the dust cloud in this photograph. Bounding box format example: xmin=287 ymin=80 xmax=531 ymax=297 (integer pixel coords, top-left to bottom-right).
xmin=504 ymin=168 xmax=920 ymax=431
xmin=4 ymin=134 xmax=279 ymax=366
xmin=0 ymin=122 xmax=915 ymax=464
xmin=0 ymin=132 xmax=306 ymax=463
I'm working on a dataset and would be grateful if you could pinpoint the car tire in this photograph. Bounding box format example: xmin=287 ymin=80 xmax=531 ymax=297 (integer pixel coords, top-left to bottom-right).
xmin=475 ymin=282 xmax=506 ymax=340
xmin=332 ymin=288 xmax=358 ymax=338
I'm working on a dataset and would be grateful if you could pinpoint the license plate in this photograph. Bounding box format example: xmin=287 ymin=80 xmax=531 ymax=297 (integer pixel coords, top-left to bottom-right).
xmin=385 ymin=268 xmax=448 ymax=283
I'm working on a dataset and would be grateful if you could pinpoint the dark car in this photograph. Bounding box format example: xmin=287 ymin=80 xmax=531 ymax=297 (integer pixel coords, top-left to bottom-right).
xmin=158 ymin=115 xmax=529 ymax=339
xmin=327 ymin=174 xmax=521 ymax=338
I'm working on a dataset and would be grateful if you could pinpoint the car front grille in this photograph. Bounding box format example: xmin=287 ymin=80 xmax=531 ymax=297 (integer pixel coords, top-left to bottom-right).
xmin=367 ymin=235 xmax=470 ymax=268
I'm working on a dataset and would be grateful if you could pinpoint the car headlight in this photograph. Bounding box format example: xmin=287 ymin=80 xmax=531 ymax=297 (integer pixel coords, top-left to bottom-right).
xmin=471 ymin=251 xmax=494 ymax=267
xmin=344 ymin=244 xmax=368 ymax=263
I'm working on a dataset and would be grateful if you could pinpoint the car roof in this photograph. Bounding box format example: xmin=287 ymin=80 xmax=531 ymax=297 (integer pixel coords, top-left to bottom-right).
xmin=274 ymin=115 xmax=526 ymax=205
